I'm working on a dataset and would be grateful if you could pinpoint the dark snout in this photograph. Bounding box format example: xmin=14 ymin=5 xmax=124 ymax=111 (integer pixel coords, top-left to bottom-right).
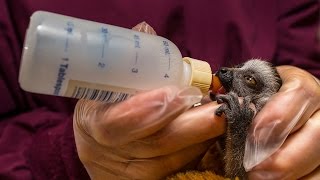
xmin=216 ymin=67 xmax=233 ymax=91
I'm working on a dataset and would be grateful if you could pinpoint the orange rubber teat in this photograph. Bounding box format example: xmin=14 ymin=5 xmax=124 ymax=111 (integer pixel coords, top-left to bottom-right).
xmin=211 ymin=74 xmax=222 ymax=94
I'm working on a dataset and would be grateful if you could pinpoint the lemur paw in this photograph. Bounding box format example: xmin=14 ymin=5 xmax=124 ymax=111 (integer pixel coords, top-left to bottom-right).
xmin=215 ymin=92 xmax=255 ymax=124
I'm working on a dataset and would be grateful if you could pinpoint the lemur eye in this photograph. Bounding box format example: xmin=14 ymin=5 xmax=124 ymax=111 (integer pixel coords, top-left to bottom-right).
xmin=244 ymin=75 xmax=257 ymax=86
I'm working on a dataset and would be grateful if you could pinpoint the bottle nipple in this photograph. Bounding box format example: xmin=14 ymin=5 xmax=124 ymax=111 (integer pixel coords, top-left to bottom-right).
xmin=210 ymin=74 xmax=224 ymax=94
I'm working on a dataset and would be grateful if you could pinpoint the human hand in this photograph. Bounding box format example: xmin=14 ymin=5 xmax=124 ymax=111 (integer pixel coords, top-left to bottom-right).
xmin=244 ymin=66 xmax=320 ymax=179
xmin=73 ymin=86 xmax=226 ymax=179
xmin=73 ymin=22 xmax=226 ymax=180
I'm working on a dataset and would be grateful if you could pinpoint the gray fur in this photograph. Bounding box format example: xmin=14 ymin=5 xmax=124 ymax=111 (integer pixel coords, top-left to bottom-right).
xmin=214 ymin=59 xmax=282 ymax=179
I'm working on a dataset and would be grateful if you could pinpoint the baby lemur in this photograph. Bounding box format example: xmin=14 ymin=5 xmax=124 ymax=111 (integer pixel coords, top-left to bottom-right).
xmin=213 ymin=59 xmax=282 ymax=179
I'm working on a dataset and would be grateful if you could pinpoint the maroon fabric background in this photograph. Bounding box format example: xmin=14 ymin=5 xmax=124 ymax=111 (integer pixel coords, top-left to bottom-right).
xmin=0 ymin=0 xmax=319 ymax=179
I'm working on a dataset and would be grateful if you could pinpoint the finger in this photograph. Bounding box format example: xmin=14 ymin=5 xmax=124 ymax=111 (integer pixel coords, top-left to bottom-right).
xmin=122 ymin=141 xmax=212 ymax=179
xmin=132 ymin=21 xmax=157 ymax=35
xmin=81 ymin=86 xmax=202 ymax=147
xmin=119 ymin=102 xmax=226 ymax=158
xmin=79 ymin=141 xmax=211 ymax=180
xmin=249 ymin=87 xmax=314 ymax=143
xmin=248 ymin=110 xmax=320 ymax=180
xmin=244 ymin=68 xmax=320 ymax=170
xmin=251 ymin=74 xmax=320 ymax=138
xmin=275 ymin=66 xmax=320 ymax=132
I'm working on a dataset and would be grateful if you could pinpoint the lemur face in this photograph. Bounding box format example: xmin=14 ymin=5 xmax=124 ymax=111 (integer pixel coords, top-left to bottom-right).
xmin=216 ymin=59 xmax=282 ymax=98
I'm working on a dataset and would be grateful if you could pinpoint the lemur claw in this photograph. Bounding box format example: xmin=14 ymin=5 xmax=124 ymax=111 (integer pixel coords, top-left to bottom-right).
xmin=215 ymin=92 xmax=254 ymax=124
xmin=215 ymin=104 xmax=226 ymax=116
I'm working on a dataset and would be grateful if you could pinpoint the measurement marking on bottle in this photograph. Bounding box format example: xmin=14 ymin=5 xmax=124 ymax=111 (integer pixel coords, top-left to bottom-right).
xmin=163 ymin=40 xmax=171 ymax=78
xmin=101 ymin=27 xmax=108 ymax=59
xmin=131 ymin=68 xmax=138 ymax=73
xmin=131 ymin=52 xmax=139 ymax=73
xmin=64 ymin=38 xmax=69 ymax=52
xmin=64 ymin=21 xmax=74 ymax=52
xmin=134 ymin=52 xmax=138 ymax=65
xmin=97 ymin=27 xmax=109 ymax=69
xmin=163 ymin=40 xmax=171 ymax=70
xmin=101 ymin=42 xmax=105 ymax=59
xmin=54 ymin=21 xmax=74 ymax=95
xmin=131 ymin=35 xmax=141 ymax=74
xmin=134 ymin=34 xmax=140 ymax=48
xmin=98 ymin=62 xmax=106 ymax=68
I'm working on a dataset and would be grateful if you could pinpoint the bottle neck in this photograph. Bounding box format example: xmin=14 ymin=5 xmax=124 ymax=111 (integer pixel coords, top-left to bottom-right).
xmin=182 ymin=61 xmax=192 ymax=86
xmin=182 ymin=57 xmax=212 ymax=94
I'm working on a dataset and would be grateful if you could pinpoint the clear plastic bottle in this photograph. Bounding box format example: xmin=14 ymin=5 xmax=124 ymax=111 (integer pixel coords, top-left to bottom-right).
xmin=19 ymin=11 xmax=215 ymax=102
